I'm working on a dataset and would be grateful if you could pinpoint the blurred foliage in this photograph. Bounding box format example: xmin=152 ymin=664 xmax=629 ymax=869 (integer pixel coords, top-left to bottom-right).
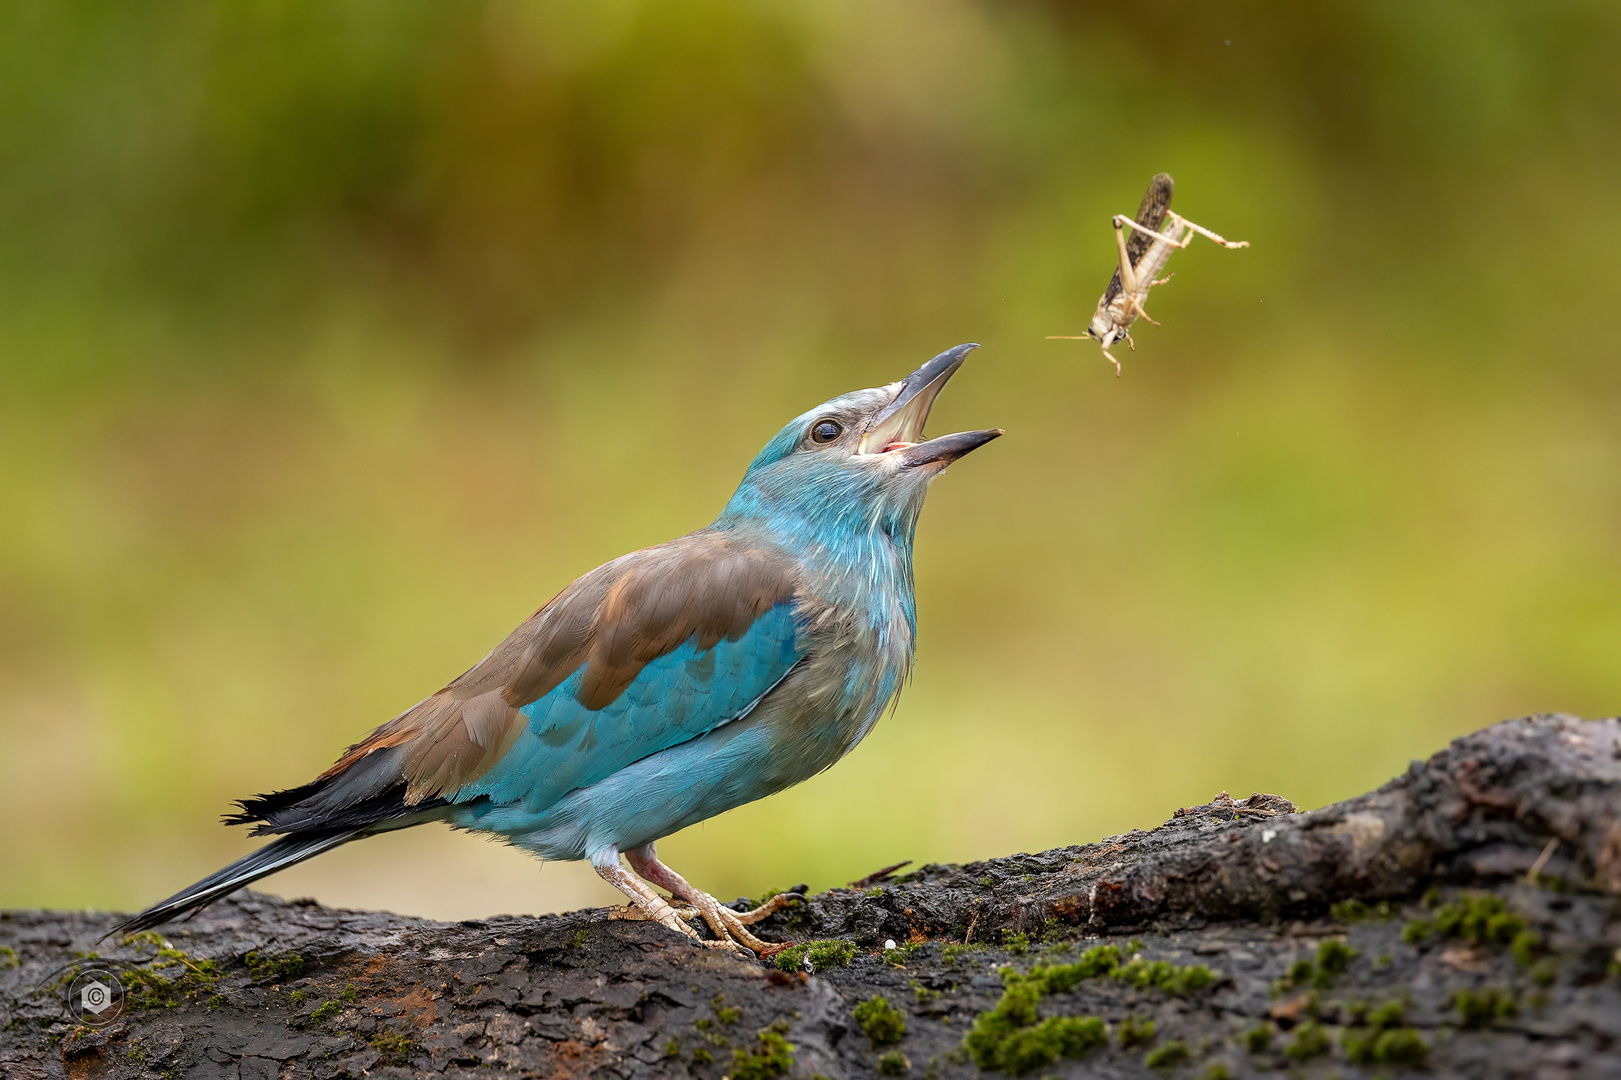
xmin=2 ymin=0 xmax=1619 ymax=918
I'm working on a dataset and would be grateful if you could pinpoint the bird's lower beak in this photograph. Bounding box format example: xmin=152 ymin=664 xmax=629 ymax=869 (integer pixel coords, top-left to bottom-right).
xmin=894 ymin=427 xmax=1004 ymax=467
xmin=859 ymin=343 xmax=1002 ymax=467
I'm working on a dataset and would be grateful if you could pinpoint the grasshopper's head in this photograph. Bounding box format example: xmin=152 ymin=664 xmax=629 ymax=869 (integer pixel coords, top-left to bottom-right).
xmin=1087 ymin=310 xmax=1122 ymax=346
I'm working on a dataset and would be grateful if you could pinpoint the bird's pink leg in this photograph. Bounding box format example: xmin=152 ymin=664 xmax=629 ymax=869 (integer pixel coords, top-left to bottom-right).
xmin=626 ymin=843 xmax=796 ymax=957
xmin=589 ymin=847 xmax=731 ymax=950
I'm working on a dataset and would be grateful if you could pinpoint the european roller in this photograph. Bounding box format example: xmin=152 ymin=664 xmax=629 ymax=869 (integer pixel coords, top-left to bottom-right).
xmin=114 ymin=344 xmax=1001 ymax=955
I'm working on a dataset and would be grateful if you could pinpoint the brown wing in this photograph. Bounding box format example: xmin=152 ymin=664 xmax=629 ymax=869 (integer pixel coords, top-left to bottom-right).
xmin=236 ymin=530 xmax=799 ymax=830
xmin=1100 ymin=172 xmax=1175 ymax=308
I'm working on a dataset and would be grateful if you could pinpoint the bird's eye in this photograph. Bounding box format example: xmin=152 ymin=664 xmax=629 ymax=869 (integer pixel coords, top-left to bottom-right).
xmin=809 ymin=418 xmax=843 ymax=444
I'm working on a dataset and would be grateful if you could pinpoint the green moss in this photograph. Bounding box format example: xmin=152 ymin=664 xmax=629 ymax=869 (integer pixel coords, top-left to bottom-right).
xmin=1114 ymin=957 xmax=1214 ymax=995
xmin=1315 ymin=939 xmax=1355 ymax=977
xmin=1055 ymin=944 xmax=1124 ymax=983
xmin=1118 ymin=1015 xmax=1155 ymax=1049
xmin=910 ymin=979 xmax=940 ymax=1004
xmin=340 ymin=985 xmax=358 ymax=1004
xmin=1530 ymin=958 xmax=1558 ymax=986
xmin=1342 ymin=1029 xmax=1375 ymax=1064
xmin=1274 ymin=940 xmax=1355 ymax=995
xmin=1451 ymin=986 xmax=1517 ymax=1027
xmin=0 ymin=945 xmax=18 ymax=968
xmin=369 ymin=1028 xmax=419 ymax=1067
xmin=1145 ymin=1040 xmax=1191 ymax=1069
xmin=1401 ymin=919 xmax=1432 ymax=944
xmin=961 ymin=947 xmax=1147 ymax=1073
xmin=940 ymin=943 xmax=982 ymax=964
xmin=310 ymin=1000 xmax=343 ymax=1024
xmin=288 ymin=989 xmax=308 ymax=1005
xmin=773 ymin=938 xmax=857 ymax=973
xmin=664 ymin=1038 xmax=681 ymax=1058
xmin=1367 ymin=999 xmax=1404 ymax=1029
xmin=243 ymin=949 xmax=305 ymax=983
xmin=566 ymin=928 xmax=591 ymax=948
xmin=1000 ymin=930 xmax=1030 ymax=956
xmin=1202 ymin=1064 xmax=1233 ymax=1080
xmin=1283 ymin=1022 xmax=1330 ymax=1061
xmin=968 ymin=1015 xmax=1106 ymax=1075
xmin=877 ymin=1050 xmax=910 ymax=1075
xmin=119 ymin=945 xmax=222 ymax=1009
xmin=1344 ymin=1002 xmax=1427 ymax=1067
xmin=1431 ymin=893 xmax=1524 ymax=946
xmin=692 ymin=1048 xmax=714 ymax=1064
xmin=1241 ymin=1025 xmax=1272 ymax=1053
xmin=712 ymin=994 xmax=742 ymax=1025
xmin=854 ymin=995 xmax=907 ymax=1045
xmin=203 ymin=994 xmax=227 ymax=1010
xmin=884 ymin=942 xmax=921 ymax=968
xmin=1330 ymin=898 xmax=1393 ymax=921
xmin=1422 ymin=887 xmax=1441 ymax=908
xmin=1373 ymin=1029 xmax=1427 ymax=1065
xmin=732 ymin=1030 xmax=794 ymax=1080
xmin=1511 ymin=928 xmax=1543 ymax=967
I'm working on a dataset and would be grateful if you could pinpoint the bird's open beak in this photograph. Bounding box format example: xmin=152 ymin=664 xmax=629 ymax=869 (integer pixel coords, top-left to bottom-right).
xmin=860 ymin=343 xmax=1004 ymax=467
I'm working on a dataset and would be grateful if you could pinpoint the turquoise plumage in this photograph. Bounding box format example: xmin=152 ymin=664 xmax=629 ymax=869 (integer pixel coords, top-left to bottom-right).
xmin=114 ymin=344 xmax=1000 ymax=956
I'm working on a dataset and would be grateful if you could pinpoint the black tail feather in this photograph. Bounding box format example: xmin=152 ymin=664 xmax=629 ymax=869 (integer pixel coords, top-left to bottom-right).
xmin=224 ymin=749 xmax=445 ymax=837
xmin=105 ymin=829 xmax=359 ymax=939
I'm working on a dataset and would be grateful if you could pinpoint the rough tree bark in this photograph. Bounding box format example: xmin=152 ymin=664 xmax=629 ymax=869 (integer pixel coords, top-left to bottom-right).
xmin=3 ymin=714 xmax=1619 ymax=1080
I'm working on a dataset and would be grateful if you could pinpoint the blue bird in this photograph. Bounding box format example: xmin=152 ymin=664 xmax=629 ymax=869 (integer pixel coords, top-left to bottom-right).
xmin=114 ymin=344 xmax=1001 ymax=954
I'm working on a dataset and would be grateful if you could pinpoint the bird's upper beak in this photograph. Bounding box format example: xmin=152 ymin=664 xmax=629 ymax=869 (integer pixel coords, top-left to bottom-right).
xmin=859 ymin=343 xmax=1004 ymax=467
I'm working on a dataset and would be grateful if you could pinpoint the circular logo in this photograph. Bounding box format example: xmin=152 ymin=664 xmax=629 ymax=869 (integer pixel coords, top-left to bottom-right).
xmin=67 ymin=969 xmax=126 ymax=1025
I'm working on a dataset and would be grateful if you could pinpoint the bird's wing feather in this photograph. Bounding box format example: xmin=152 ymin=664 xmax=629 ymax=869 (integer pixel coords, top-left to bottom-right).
xmin=233 ymin=531 xmax=801 ymax=833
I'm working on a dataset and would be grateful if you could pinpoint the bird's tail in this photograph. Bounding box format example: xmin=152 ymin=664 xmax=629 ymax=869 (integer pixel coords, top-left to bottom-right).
xmin=106 ymin=829 xmax=360 ymax=939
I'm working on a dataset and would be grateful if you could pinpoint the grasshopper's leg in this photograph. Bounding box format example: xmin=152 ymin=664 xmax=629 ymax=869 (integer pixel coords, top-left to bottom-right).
xmin=1113 ymin=215 xmax=1193 ymax=250
xmin=1099 ymin=341 xmax=1123 ymax=376
xmin=1126 ymin=294 xmax=1160 ymax=326
xmin=1168 ymin=213 xmax=1249 ymax=249
xmin=1150 ymin=272 xmax=1175 ymax=287
xmin=1112 ymin=217 xmax=1140 ymax=295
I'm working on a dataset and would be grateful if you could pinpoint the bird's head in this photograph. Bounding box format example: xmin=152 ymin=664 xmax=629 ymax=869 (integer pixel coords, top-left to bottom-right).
xmin=716 ymin=343 xmax=1002 ymax=543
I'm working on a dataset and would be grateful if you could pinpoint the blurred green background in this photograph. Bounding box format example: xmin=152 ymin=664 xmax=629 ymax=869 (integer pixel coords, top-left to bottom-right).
xmin=3 ymin=1 xmax=1619 ymax=920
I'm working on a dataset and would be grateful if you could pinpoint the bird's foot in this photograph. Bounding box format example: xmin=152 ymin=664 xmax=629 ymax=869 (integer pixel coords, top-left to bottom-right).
xmin=623 ymin=845 xmax=800 ymax=958
xmin=611 ymin=898 xmax=753 ymax=956
xmin=591 ymin=856 xmax=753 ymax=956
xmin=685 ymin=888 xmax=789 ymax=956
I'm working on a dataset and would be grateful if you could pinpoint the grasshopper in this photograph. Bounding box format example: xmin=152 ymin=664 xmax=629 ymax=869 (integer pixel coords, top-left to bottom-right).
xmin=1049 ymin=173 xmax=1248 ymax=375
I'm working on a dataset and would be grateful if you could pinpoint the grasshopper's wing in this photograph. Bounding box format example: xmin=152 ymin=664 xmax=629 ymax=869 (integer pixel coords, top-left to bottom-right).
xmin=1099 ymin=173 xmax=1175 ymax=308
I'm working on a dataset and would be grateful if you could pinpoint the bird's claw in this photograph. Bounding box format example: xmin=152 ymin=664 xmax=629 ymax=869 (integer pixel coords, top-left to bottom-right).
xmin=753 ymin=939 xmax=797 ymax=961
xmin=729 ymin=891 xmax=799 ymax=926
